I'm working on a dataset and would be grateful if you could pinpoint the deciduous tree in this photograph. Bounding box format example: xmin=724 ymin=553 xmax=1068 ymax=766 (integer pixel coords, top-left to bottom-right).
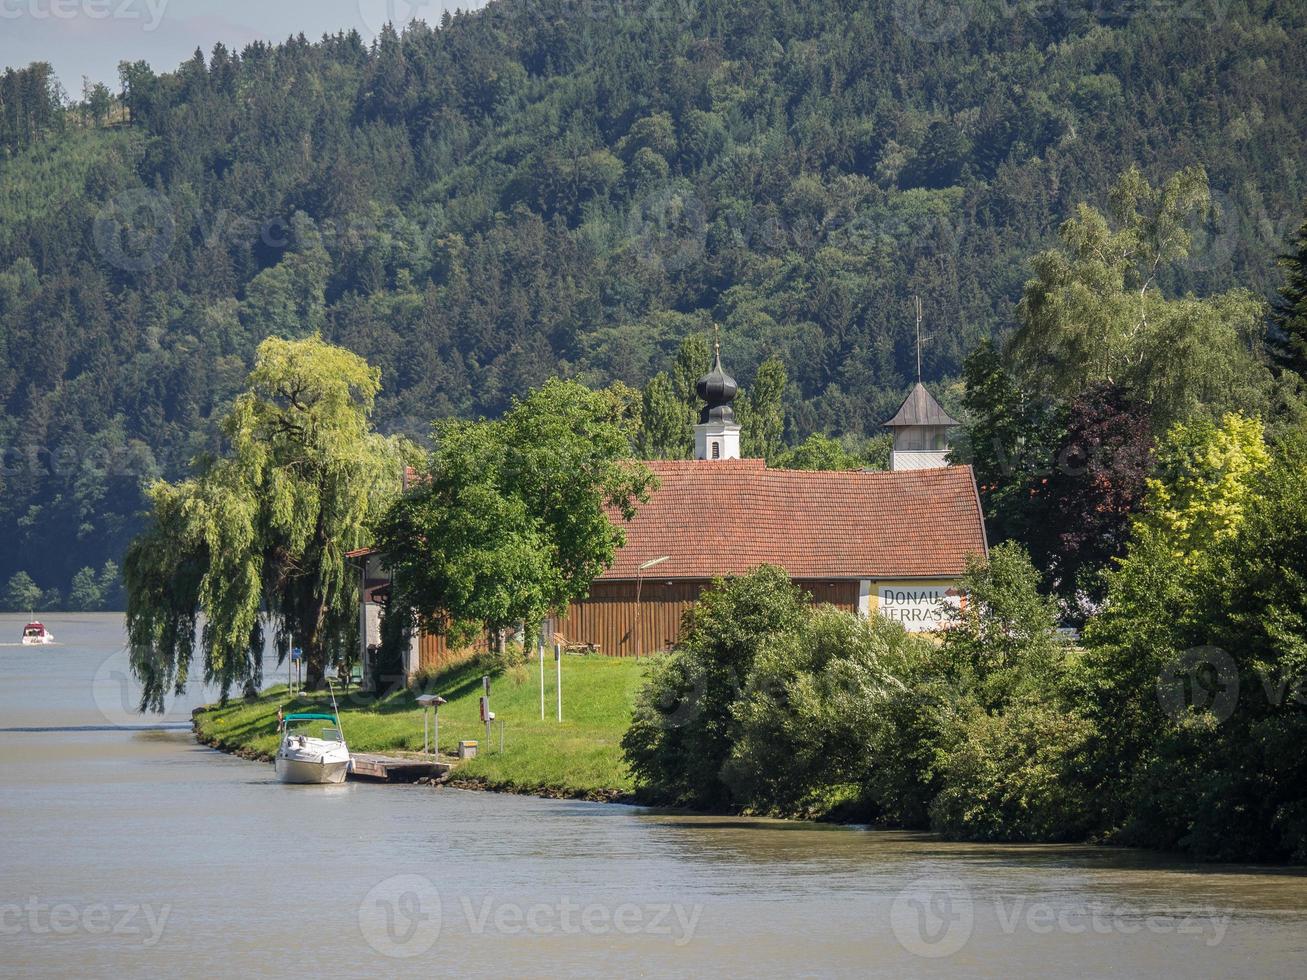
xmin=378 ymin=379 xmax=656 ymax=649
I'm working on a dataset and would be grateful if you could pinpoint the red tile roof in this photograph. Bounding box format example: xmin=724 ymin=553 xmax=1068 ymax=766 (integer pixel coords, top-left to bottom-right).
xmin=602 ymin=459 xmax=987 ymax=581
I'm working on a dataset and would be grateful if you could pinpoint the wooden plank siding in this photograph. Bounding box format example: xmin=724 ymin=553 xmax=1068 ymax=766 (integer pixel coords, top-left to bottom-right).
xmin=417 ymin=631 xmax=484 ymax=673
xmin=552 ymin=578 xmax=862 ymax=657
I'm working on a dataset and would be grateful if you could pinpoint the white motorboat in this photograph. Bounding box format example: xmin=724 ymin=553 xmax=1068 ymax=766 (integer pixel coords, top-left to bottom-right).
xmin=21 ymin=621 xmax=55 ymax=645
xmin=275 ymin=690 xmax=351 ymax=784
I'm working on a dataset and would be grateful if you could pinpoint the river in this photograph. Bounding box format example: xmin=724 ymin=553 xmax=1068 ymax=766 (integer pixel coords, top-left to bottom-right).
xmin=3 ymin=613 xmax=1307 ymax=978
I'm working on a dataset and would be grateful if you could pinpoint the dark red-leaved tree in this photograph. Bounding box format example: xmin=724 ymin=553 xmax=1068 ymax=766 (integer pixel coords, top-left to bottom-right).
xmin=1026 ymin=384 xmax=1154 ymax=602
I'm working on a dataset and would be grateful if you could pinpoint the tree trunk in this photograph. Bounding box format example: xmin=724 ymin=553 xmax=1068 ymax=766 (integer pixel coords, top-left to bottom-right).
xmin=303 ymin=594 xmax=329 ymax=688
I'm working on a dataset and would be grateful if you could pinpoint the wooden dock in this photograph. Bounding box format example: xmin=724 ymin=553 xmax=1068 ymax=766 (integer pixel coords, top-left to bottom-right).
xmin=348 ymin=753 xmax=451 ymax=783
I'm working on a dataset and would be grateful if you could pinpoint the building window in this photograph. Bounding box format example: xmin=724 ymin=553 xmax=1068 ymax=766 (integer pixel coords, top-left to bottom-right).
xmin=712 ymin=442 xmax=720 ymax=459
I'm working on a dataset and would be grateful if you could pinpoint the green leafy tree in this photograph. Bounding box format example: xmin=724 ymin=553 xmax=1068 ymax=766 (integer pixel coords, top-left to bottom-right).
xmin=953 ymin=339 xmax=1066 ymax=546
xmin=929 ymin=698 xmax=1096 ymax=842
xmin=4 ymin=571 xmax=43 ymax=612
xmin=378 ymin=379 xmax=656 ymax=648
xmin=125 ymin=337 xmax=411 ymax=708
xmin=1139 ymin=413 xmax=1270 ymax=564
xmin=928 ymin=543 xmax=1096 ymax=842
xmin=940 ymin=542 xmax=1064 ymax=710
xmin=68 ymin=567 xmax=104 ymax=611
xmin=773 ymin=434 xmax=862 ymax=470
xmin=671 ymin=332 xmax=711 ymax=418
xmin=636 ymin=372 xmax=689 ymax=459
xmin=98 ymin=560 xmax=123 ymax=610
xmin=1076 ymin=430 xmax=1307 ymax=860
xmin=740 ymin=357 xmax=787 ymax=461
xmin=1010 ymin=166 xmax=1278 ymax=429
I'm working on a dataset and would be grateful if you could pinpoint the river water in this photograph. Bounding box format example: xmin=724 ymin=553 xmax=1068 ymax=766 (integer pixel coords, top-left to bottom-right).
xmin=3 ymin=613 xmax=1307 ymax=978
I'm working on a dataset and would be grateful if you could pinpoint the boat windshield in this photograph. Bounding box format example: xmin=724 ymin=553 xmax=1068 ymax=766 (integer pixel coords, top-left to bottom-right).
xmin=283 ymin=713 xmax=343 ymax=741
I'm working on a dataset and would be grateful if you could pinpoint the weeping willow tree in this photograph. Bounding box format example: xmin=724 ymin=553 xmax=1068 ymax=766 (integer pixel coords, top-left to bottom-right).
xmin=125 ymin=336 xmax=412 ymax=710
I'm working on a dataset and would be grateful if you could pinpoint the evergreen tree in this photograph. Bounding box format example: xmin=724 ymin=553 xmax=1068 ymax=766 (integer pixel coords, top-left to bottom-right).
xmin=1271 ymin=212 xmax=1307 ymax=377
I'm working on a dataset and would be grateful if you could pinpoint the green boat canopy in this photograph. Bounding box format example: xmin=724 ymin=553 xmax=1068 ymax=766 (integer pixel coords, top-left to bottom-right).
xmin=283 ymin=713 xmax=338 ymax=723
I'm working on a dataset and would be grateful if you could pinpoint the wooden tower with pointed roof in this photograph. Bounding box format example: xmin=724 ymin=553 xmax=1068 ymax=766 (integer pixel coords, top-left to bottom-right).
xmin=883 ymin=382 xmax=959 ymax=471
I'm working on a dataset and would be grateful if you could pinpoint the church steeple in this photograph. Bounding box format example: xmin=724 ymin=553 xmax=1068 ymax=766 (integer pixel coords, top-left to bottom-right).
xmin=694 ymin=328 xmax=741 ymax=460
xmin=883 ymin=382 xmax=959 ymax=471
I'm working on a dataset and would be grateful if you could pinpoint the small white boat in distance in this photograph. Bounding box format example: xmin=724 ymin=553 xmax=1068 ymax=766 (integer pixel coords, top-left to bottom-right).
xmin=275 ymin=711 xmax=350 ymax=784
xmin=21 ymin=622 xmax=54 ymax=645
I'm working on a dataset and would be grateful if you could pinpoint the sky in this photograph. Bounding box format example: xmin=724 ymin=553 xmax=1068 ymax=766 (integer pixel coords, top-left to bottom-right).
xmin=0 ymin=0 xmax=488 ymax=92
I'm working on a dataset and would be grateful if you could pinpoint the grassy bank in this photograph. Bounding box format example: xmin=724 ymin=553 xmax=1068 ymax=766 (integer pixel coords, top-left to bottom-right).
xmin=193 ymin=654 xmax=648 ymax=800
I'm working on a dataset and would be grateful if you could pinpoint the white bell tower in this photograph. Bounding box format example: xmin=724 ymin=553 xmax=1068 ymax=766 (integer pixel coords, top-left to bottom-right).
xmin=693 ymin=330 xmax=741 ymax=461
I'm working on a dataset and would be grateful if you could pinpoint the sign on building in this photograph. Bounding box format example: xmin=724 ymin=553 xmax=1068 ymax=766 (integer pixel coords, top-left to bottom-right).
xmin=878 ymin=584 xmax=962 ymax=632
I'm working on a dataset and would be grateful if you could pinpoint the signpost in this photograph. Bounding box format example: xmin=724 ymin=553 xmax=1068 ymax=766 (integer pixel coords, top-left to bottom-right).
xmin=554 ymin=642 xmax=562 ymax=723
xmin=480 ymin=675 xmax=493 ymax=747
xmin=538 ymin=637 xmax=545 ymax=721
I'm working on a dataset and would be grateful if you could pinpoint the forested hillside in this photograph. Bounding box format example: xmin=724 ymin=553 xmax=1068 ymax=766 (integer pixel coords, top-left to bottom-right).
xmin=2 ymin=0 xmax=1305 ymax=600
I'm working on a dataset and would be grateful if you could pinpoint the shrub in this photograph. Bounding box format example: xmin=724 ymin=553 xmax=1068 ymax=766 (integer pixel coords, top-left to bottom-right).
xmin=725 ymin=607 xmax=941 ymax=821
xmin=929 ymin=698 xmax=1096 ymax=842
xmin=622 ymin=566 xmax=809 ymax=808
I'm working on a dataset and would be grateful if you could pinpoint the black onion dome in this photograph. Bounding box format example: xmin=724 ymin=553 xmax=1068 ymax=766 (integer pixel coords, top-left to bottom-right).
xmin=695 ymin=348 xmax=738 ymax=424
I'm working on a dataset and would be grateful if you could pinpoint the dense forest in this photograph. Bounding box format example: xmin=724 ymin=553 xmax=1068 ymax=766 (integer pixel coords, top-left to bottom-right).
xmin=2 ymin=0 xmax=1306 ymax=600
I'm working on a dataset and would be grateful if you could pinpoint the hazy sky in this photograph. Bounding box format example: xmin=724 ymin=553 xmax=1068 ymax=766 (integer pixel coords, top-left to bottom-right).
xmin=0 ymin=0 xmax=488 ymax=91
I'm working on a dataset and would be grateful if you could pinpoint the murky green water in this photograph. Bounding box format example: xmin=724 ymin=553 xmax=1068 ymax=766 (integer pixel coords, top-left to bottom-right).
xmin=3 ymin=613 xmax=1306 ymax=977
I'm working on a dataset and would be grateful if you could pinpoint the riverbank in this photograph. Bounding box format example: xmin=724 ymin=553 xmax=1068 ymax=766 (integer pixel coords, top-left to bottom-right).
xmin=192 ymin=653 xmax=647 ymax=801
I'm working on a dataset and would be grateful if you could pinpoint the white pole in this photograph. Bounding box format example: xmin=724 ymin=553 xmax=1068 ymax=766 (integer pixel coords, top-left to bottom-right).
xmin=539 ymin=638 xmax=545 ymax=720
xmin=555 ymin=642 xmax=562 ymax=723
xmin=423 ymin=709 xmax=429 ymax=755
xmin=433 ymin=709 xmax=439 ymax=760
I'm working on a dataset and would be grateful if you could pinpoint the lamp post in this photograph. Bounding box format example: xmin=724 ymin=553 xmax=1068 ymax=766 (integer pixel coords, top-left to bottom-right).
xmin=634 ymin=556 xmax=670 ymax=661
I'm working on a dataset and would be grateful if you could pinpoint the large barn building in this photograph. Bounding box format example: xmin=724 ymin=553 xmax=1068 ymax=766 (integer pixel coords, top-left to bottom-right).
xmin=354 ymin=345 xmax=987 ymax=679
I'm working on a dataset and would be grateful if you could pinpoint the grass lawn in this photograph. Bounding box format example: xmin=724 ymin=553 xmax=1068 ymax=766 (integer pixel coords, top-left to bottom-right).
xmin=193 ymin=653 xmax=651 ymax=799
